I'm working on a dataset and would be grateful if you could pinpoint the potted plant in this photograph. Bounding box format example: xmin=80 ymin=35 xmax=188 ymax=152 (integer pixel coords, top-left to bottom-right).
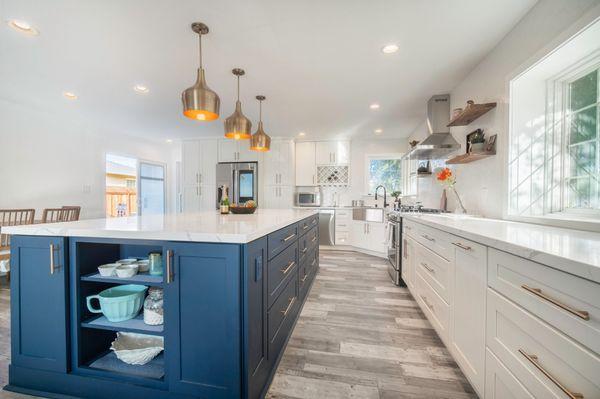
xmin=469 ymin=130 xmax=486 ymax=153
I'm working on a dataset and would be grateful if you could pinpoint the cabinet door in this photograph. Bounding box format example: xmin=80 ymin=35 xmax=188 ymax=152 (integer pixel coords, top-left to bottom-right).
xmin=278 ymin=140 xmax=294 ymax=185
xmin=263 ymin=141 xmax=280 ymax=186
xmin=199 ymin=139 xmax=218 ymax=186
xmin=278 ymin=186 xmax=294 ymax=209
xmin=238 ymin=141 xmax=260 ymax=163
xmin=262 ymin=186 xmax=279 ymax=209
xmin=351 ymin=221 xmax=368 ymax=250
xmin=10 ymin=236 xmax=69 ymax=372
xmin=244 ymin=238 xmax=269 ymax=399
xmin=402 ymin=236 xmax=412 ymax=289
xmin=451 ymin=237 xmax=487 ymax=396
xmin=200 ymin=185 xmax=216 ymax=211
xmin=182 ymin=140 xmax=200 ymax=186
xmin=315 ymin=141 xmax=336 ymax=165
xmin=295 ymin=142 xmax=316 ymax=186
xmin=164 ymin=242 xmax=241 ymax=398
xmin=334 ymin=141 xmax=350 ymax=165
xmin=182 ymin=185 xmax=200 ymax=212
xmin=367 ymin=222 xmax=387 ymax=254
xmin=218 ymin=139 xmax=238 ymax=162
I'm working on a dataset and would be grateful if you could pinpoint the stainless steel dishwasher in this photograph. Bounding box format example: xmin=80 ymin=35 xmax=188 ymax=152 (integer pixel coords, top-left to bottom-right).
xmin=318 ymin=209 xmax=335 ymax=245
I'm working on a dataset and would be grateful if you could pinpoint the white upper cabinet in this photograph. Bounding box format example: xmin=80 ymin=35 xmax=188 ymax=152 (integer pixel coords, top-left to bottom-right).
xmin=182 ymin=140 xmax=201 ymax=186
xmin=316 ymin=141 xmax=350 ymax=165
xmin=295 ymin=142 xmax=316 ymax=186
xmin=264 ymin=140 xmax=294 ymax=186
xmin=218 ymin=139 xmax=259 ymax=163
xmin=181 ymin=139 xmax=218 ymax=212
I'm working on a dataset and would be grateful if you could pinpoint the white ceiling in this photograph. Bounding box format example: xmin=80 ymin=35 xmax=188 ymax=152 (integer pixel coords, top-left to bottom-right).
xmin=0 ymin=0 xmax=537 ymax=141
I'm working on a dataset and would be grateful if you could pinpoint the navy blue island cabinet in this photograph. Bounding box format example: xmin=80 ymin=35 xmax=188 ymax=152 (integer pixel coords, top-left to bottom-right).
xmin=5 ymin=214 xmax=319 ymax=399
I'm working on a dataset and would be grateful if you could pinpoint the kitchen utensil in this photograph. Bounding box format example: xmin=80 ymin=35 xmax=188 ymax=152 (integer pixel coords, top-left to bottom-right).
xmin=97 ymin=263 xmax=119 ymax=277
xmin=115 ymin=264 xmax=138 ymax=278
xmin=148 ymin=252 xmax=162 ymax=276
xmin=110 ymin=332 xmax=164 ymax=365
xmin=86 ymin=284 xmax=147 ymax=322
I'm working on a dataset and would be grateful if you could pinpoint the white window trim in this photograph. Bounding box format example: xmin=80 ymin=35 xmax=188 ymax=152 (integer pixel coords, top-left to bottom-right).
xmin=364 ymin=153 xmax=404 ymax=196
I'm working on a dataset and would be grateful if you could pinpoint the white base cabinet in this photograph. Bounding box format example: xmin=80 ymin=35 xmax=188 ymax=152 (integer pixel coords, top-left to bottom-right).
xmin=350 ymin=221 xmax=387 ymax=254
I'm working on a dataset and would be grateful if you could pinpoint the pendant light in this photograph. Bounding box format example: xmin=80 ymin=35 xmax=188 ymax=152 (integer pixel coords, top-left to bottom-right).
xmin=182 ymin=22 xmax=220 ymax=121
xmin=224 ymin=68 xmax=252 ymax=139
xmin=250 ymin=95 xmax=271 ymax=152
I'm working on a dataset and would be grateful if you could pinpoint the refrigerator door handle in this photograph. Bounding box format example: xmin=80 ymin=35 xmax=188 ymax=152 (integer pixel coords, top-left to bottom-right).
xmin=233 ymin=168 xmax=239 ymax=204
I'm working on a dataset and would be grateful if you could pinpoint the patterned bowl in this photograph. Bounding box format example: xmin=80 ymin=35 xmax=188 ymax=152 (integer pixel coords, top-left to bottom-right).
xmin=110 ymin=332 xmax=164 ymax=365
xmin=229 ymin=206 xmax=257 ymax=214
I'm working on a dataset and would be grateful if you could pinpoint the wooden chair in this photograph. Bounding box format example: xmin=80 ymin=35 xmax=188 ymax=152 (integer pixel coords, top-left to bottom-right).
xmin=0 ymin=209 xmax=36 ymax=282
xmin=42 ymin=206 xmax=80 ymax=224
xmin=62 ymin=206 xmax=81 ymax=221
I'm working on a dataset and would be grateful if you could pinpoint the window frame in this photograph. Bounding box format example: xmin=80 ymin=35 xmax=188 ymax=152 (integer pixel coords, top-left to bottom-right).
xmin=364 ymin=153 xmax=404 ymax=196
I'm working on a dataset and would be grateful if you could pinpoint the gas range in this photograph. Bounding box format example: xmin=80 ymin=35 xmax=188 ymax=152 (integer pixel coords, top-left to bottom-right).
xmin=387 ymin=206 xmax=445 ymax=222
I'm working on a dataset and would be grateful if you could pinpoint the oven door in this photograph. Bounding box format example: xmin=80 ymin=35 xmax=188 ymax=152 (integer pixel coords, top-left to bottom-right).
xmin=387 ymin=221 xmax=399 ymax=269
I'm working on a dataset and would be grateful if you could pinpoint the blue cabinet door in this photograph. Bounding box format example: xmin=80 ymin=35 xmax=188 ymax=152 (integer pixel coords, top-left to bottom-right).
xmin=10 ymin=236 xmax=69 ymax=372
xmin=164 ymin=242 xmax=242 ymax=399
xmin=243 ymin=238 xmax=270 ymax=399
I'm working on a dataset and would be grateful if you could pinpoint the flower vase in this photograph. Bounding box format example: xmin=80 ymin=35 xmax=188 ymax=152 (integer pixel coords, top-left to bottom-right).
xmin=450 ymin=186 xmax=467 ymax=214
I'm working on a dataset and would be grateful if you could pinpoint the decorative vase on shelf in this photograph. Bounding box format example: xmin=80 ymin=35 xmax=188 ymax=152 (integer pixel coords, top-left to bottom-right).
xmin=470 ymin=142 xmax=486 ymax=153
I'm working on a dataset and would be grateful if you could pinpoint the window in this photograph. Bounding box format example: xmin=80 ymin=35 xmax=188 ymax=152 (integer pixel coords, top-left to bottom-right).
xmin=508 ymin=18 xmax=600 ymax=224
xmin=565 ymin=69 xmax=599 ymax=210
xmin=366 ymin=155 xmax=403 ymax=195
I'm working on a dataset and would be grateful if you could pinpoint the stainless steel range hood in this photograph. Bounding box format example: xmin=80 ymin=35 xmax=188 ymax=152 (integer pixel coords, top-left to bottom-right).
xmin=406 ymin=94 xmax=460 ymax=160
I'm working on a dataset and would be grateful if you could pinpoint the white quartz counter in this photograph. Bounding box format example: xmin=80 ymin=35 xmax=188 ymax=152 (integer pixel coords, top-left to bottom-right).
xmin=402 ymin=213 xmax=600 ymax=283
xmin=1 ymin=209 xmax=318 ymax=244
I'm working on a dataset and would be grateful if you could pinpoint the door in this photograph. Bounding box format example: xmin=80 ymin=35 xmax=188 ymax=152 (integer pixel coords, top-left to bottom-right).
xmin=295 ymin=142 xmax=316 ymax=186
xmin=183 ymin=186 xmax=200 ymax=212
xmin=218 ymin=139 xmax=238 ymax=162
xmin=10 ymin=236 xmax=69 ymax=372
xmin=138 ymin=161 xmax=166 ymax=215
xmin=164 ymin=242 xmax=241 ymax=398
xmin=263 ymin=141 xmax=280 ymax=186
xmin=278 ymin=140 xmax=293 ymax=185
xmin=182 ymin=140 xmax=200 ymax=186
xmin=334 ymin=141 xmax=350 ymax=165
xmin=315 ymin=141 xmax=336 ymax=165
xmin=199 ymin=139 xmax=218 ymax=186
xmin=366 ymin=222 xmax=387 ymax=254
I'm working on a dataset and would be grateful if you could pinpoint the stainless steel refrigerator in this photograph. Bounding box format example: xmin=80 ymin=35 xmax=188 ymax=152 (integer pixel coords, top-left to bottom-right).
xmin=216 ymin=162 xmax=258 ymax=207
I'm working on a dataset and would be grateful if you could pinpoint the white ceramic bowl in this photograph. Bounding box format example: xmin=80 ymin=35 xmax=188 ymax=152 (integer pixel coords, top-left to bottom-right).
xmin=116 ymin=258 xmax=138 ymax=265
xmin=137 ymin=260 xmax=150 ymax=273
xmin=115 ymin=264 xmax=138 ymax=278
xmin=98 ymin=263 xmax=119 ymax=277
xmin=110 ymin=332 xmax=164 ymax=365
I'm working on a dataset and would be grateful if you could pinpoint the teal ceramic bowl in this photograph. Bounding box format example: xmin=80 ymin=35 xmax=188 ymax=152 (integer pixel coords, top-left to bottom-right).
xmin=86 ymin=284 xmax=147 ymax=322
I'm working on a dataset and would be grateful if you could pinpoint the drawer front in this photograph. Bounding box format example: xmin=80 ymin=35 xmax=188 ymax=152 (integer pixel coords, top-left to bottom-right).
xmin=306 ymin=226 xmax=318 ymax=253
xmin=414 ymin=240 xmax=452 ymax=304
xmin=305 ymin=247 xmax=318 ymax=275
xmin=335 ymin=231 xmax=350 ymax=245
xmin=268 ymin=223 xmax=298 ymax=260
xmin=298 ymin=215 xmax=319 ymax=236
xmin=486 ymin=288 xmax=600 ymax=399
xmin=298 ymin=233 xmax=309 ymax=264
xmin=268 ymin=276 xmax=299 ymax=360
xmin=415 ymin=271 xmax=450 ymax=344
xmin=488 ymin=248 xmax=600 ymax=354
xmin=410 ymin=221 xmax=454 ymax=262
xmin=485 ymin=348 xmax=535 ymax=399
xmin=268 ymin=242 xmax=298 ymax=307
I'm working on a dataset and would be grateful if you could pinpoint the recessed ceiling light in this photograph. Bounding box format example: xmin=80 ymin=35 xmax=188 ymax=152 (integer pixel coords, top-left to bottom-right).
xmin=381 ymin=44 xmax=398 ymax=54
xmin=370 ymin=103 xmax=380 ymax=110
xmin=166 ymin=139 xmax=173 ymax=144
xmin=298 ymin=132 xmax=306 ymax=137
xmin=374 ymin=129 xmax=383 ymax=135
xmin=8 ymin=20 xmax=39 ymax=36
xmin=63 ymin=91 xmax=78 ymax=100
xmin=134 ymin=84 xmax=149 ymax=94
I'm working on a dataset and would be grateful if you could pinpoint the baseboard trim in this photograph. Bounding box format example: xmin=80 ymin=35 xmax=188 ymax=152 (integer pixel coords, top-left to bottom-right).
xmin=319 ymin=245 xmax=387 ymax=259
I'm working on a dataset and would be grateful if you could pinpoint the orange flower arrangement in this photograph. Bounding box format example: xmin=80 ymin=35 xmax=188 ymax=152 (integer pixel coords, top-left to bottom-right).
xmin=436 ymin=167 xmax=466 ymax=213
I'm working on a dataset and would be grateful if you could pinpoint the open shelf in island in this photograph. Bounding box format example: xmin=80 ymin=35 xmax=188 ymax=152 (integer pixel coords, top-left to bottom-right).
xmin=86 ymin=351 xmax=165 ymax=381
xmin=82 ymin=314 xmax=164 ymax=336
xmin=81 ymin=272 xmax=164 ymax=286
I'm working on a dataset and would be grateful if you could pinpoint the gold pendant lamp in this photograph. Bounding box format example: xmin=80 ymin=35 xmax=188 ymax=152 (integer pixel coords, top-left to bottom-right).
xmin=182 ymin=22 xmax=220 ymax=121
xmin=224 ymin=68 xmax=252 ymax=139
xmin=250 ymin=95 xmax=271 ymax=152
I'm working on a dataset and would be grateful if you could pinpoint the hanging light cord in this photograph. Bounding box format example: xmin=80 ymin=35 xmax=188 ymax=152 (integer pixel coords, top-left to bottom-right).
xmin=259 ymin=99 xmax=263 ymax=122
xmin=237 ymin=75 xmax=240 ymax=102
xmin=197 ymin=32 xmax=203 ymax=69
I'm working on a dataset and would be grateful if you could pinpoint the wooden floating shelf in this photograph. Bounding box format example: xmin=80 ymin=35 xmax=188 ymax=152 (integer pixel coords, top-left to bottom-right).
xmin=446 ymin=152 xmax=496 ymax=164
xmin=82 ymin=314 xmax=164 ymax=336
xmin=81 ymin=272 xmax=163 ymax=287
xmin=447 ymin=102 xmax=497 ymax=127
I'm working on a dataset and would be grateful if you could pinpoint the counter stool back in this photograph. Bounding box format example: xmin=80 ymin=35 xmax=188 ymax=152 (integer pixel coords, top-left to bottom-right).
xmin=0 ymin=208 xmax=36 ymax=282
xmin=42 ymin=206 xmax=80 ymax=224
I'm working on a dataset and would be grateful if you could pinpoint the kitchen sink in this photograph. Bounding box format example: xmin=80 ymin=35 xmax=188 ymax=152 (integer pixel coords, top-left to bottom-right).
xmin=352 ymin=207 xmax=385 ymax=223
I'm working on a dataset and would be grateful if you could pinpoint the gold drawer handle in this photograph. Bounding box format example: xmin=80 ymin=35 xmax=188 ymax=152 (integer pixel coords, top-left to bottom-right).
xmin=422 ymin=234 xmax=435 ymax=242
xmin=281 ymin=297 xmax=296 ymax=316
xmin=282 ymin=233 xmax=296 ymax=242
xmin=311 ymin=258 xmax=316 ymax=266
xmin=280 ymin=261 xmax=295 ymax=274
xmin=303 ymin=225 xmax=309 ymax=230
xmin=420 ymin=295 xmax=434 ymax=312
xmin=521 ymin=285 xmax=589 ymax=321
xmin=301 ymin=274 xmax=308 ymax=283
xmin=421 ymin=262 xmax=435 ymax=274
xmin=518 ymin=349 xmax=583 ymax=399
xmin=166 ymin=249 xmax=174 ymax=284
xmin=452 ymin=242 xmax=472 ymax=251
xmin=311 ymin=236 xmax=317 ymax=243
xmin=301 ymin=247 xmax=308 ymax=254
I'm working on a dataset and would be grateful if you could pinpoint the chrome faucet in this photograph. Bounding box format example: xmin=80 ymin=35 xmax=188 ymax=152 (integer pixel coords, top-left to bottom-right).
xmin=374 ymin=185 xmax=388 ymax=208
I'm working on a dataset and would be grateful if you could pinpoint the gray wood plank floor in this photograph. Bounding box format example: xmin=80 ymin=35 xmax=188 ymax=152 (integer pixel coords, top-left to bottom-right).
xmin=0 ymin=250 xmax=477 ymax=399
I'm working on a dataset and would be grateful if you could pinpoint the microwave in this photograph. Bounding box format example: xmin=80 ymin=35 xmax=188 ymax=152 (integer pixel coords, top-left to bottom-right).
xmin=295 ymin=191 xmax=322 ymax=207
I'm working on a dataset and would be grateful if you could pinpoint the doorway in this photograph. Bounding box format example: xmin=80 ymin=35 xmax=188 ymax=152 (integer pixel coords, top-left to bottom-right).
xmin=138 ymin=161 xmax=166 ymax=215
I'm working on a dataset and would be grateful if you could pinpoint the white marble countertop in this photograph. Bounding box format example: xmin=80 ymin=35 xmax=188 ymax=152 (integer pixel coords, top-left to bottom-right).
xmin=1 ymin=209 xmax=318 ymax=244
xmin=402 ymin=213 xmax=600 ymax=283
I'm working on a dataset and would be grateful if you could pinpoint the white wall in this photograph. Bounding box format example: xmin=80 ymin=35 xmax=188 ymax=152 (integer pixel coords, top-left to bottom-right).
xmin=319 ymin=138 xmax=408 ymax=207
xmin=0 ymin=98 xmax=178 ymax=219
xmin=407 ymin=0 xmax=600 ymax=218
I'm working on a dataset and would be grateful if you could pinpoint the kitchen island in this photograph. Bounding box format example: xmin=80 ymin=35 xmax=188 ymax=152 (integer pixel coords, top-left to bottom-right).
xmin=2 ymin=209 xmax=319 ymax=399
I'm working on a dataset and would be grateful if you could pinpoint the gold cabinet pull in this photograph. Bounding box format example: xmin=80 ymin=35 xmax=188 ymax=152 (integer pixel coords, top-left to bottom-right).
xmin=282 ymin=233 xmax=296 ymax=242
xmin=280 ymin=261 xmax=295 ymax=274
xmin=311 ymin=258 xmax=316 ymax=266
xmin=301 ymin=247 xmax=308 ymax=254
xmin=303 ymin=224 xmax=309 ymax=230
xmin=281 ymin=297 xmax=296 ymax=316
xmin=301 ymin=274 xmax=308 ymax=283
xmin=452 ymin=242 xmax=472 ymax=251
xmin=166 ymin=250 xmax=174 ymax=284
xmin=420 ymin=262 xmax=435 ymax=274
xmin=420 ymin=295 xmax=434 ymax=312
xmin=521 ymin=285 xmax=589 ymax=320
xmin=311 ymin=236 xmax=317 ymax=243
xmin=518 ymin=349 xmax=583 ymax=399
xmin=422 ymin=234 xmax=435 ymax=242
xmin=49 ymin=244 xmax=57 ymax=274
